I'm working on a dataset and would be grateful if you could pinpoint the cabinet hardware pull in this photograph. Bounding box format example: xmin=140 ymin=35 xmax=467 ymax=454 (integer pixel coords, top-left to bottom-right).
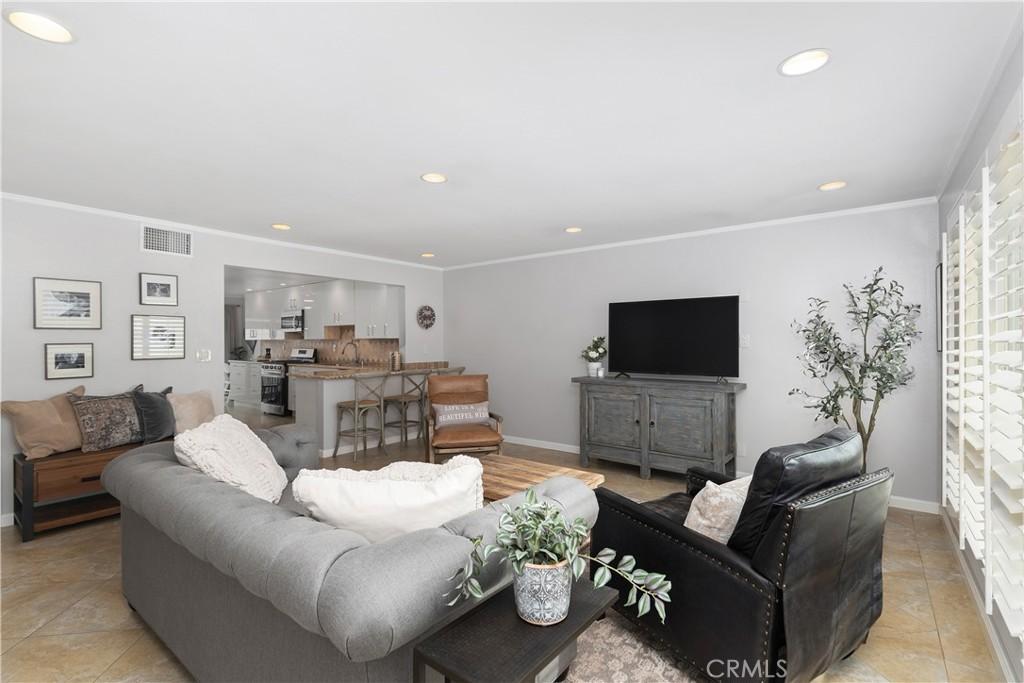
xmin=649 ymin=420 xmax=655 ymax=427
xmin=634 ymin=419 xmax=640 ymax=425
xmin=80 ymin=475 xmax=100 ymax=483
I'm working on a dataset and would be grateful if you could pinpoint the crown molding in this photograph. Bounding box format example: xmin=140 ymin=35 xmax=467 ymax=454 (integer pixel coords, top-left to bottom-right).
xmin=3 ymin=192 xmax=937 ymax=273
xmin=445 ymin=196 xmax=938 ymax=271
xmin=1 ymin=192 xmax=445 ymax=272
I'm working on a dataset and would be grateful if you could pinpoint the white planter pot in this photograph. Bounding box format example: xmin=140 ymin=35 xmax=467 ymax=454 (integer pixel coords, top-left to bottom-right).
xmin=514 ymin=560 xmax=573 ymax=626
xmin=587 ymin=362 xmax=602 ymax=377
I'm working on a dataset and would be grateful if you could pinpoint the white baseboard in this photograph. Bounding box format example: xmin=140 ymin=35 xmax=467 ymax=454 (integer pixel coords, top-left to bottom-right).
xmin=503 ymin=435 xmax=579 ymax=454
xmin=889 ymin=495 xmax=940 ymax=514
xmin=319 ymin=433 xmax=408 ymax=458
xmin=1 ymin=513 xmax=13 ymax=528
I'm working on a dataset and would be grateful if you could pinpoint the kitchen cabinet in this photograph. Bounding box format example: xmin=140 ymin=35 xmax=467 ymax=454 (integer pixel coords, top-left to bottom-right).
xmin=227 ymin=361 xmax=261 ymax=406
xmin=355 ymin=281 xmax=404 ymax=339
xmin=572 ymin=376 xmax=744 ymax=479
xmin=304 ymin=280 xmax=355 ymax=339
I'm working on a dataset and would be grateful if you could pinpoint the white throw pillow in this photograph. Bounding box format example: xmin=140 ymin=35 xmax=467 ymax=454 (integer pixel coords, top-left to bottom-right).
xmin=291 ymin=455 xmax=484 ymax=542
xmin=173 ymin=414 xmax=288 ymax=503
xmin=683 ymin=476 xmax=752 ymax=544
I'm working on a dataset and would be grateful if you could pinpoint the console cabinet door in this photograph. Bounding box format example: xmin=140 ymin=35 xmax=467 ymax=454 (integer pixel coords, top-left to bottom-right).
xmin=647 ymin=392 xmax=714 ymax=460
xmin=586 ymin=388 xmax=642 ymax=450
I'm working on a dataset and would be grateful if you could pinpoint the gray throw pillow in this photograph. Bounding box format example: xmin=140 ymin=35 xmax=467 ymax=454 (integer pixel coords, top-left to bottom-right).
xmin=133 ymin=386 xmax=175 ymax=443
xmin=434 ymin=401 xmax=490 ymax=428
xmin=68 ymin=385 xmax=145 ymax=452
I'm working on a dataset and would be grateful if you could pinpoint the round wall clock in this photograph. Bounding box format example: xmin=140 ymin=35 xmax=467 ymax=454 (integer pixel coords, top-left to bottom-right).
xmin=416 ymin=305 xmax=437 ymax=330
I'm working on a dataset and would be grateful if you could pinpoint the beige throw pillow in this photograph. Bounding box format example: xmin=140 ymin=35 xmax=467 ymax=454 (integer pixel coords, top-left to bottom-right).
xmin=683 ymin=476 xmax=752 ymax=544
xmin=1 ymin=386 xmax=86 ymax=459
xmin=168 ymin=390 xmax=216 ymax=433
xmin=434 ymin=401 xmax=490 ymax=428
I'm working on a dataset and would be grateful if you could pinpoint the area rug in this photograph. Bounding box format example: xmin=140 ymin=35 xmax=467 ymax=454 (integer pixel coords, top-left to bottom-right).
xmin=569 ymin=611 xmax=697 ymax=682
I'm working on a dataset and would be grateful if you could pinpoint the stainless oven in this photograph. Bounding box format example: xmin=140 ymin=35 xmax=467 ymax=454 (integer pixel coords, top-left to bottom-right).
xmin=260 ymin=363 xmax=288 ymax=415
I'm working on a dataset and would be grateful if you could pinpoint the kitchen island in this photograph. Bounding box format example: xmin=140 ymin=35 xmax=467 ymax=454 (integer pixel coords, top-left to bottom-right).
xmin=289 ymin=363 xmax=447 ymax=456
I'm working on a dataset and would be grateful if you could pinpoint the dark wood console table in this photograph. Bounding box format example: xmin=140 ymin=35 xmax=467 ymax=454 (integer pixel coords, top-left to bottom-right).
xmin=572 ymin=376 xmax=745 ymax=479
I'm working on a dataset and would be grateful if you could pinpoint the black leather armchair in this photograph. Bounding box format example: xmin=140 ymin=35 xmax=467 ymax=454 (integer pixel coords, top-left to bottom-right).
xmin=592 ymin=428 xmax=893 ymax=683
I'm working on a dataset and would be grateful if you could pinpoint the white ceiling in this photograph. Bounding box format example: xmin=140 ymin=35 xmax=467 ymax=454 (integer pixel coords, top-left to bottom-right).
xmin=3 ymin=2 xmax=1019 ymax=267
xmin=223 ymin=266 xmax=330 ymax=298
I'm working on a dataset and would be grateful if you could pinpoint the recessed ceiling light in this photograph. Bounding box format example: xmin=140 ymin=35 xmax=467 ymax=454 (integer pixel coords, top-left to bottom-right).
xmin=279 ymin=282 xmax=288 ymax=286
xmin=420 ymin=252 xmax=436 ymax=258
xmin=246 ymin=288 xmax=253 ymax=292
xmin=303 ymin=306 xmax=312 ymax=310
xmin=778 ymin=49 xmax=830 ymax=77
xmin=565 ymin=226 xmax=583 ymax=234
xmin=271 ymin=223 xmax=291 ymax=231
xmin=420 ymin=173 xmax=447 ymax=184
xmin=303 ymin=299 xmax=314 ymax=303
xmin=818 ymin=180 xmax=847 ymax=192
xmin=6 ymin=11 xmax=73 ymax=43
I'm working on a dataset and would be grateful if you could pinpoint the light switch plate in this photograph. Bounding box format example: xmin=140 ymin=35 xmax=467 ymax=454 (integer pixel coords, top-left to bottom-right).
xmin=195 ymin=349 xmax=212 ymax=362
xmin=740 ymin=334 xmax=751 ymax=349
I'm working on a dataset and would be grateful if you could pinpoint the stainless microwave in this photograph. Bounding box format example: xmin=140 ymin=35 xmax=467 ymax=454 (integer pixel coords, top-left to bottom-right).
xmin=280 ymin=313 xmax=304 ymax=331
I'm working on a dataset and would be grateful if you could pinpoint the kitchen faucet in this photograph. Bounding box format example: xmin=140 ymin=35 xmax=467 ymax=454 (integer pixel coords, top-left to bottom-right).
xmin=340 ymin=340 xmax=362 ymax=366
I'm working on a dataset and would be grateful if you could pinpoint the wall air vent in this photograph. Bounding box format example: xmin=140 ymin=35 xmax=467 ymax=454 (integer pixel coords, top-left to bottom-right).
xmin=141 ymin=224 xmax=193 ymax=257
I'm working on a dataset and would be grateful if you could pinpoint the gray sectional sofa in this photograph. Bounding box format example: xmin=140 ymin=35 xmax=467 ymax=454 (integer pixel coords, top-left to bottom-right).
xmin=102 ymin=424 xmax=599 ymax=682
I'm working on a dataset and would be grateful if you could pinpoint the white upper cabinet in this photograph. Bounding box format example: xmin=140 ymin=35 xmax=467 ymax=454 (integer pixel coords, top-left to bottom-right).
xmin=355 ymin=281 xmax=388 ymax=338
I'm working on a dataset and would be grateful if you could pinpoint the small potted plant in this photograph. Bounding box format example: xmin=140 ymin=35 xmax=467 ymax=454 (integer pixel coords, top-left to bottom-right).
xmin=448 ymin=489 xmax=671 ymax=626
xmin=581 ymin=336 xmax=607 ymax=377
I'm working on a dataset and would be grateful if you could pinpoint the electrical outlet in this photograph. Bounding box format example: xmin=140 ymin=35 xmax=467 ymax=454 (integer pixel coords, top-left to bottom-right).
xmin=740 ymin=334 xmax=751 ymax=349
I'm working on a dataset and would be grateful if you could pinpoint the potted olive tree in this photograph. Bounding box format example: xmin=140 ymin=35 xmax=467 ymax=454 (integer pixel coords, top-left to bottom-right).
xmin=790 ymin=267 xmax=921 ymax=471
xmin=448 ymin=489 xmax=671 ymax=626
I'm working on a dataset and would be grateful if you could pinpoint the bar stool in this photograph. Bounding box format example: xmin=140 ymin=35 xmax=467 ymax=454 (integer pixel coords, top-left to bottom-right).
xmin=383 ymin=370 xmax=430 ymax=445
xmin=333 ymin=372 xmax=389 ymax=460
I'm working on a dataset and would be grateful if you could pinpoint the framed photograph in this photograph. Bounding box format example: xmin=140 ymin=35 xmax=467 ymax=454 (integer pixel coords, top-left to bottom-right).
xmin=44 ymin=343 xmax=94 ymax=380
xmin=33 ymin=278 xmax=102 ymax=329
xmin=131 ymin=315 xmax=186 ymax=360
xmin=139 ymin=272 xmax=178 ymax=306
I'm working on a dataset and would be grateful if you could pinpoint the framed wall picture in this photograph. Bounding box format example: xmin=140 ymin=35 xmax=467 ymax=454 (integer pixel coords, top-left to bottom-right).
xmin=33 ymin=278 xmax=102 ymax=329
xmin=139 ymin=272 xmax=179 ymax=306
xmin=131 ymin=315 xmax=186 ymax=360
xmin=44 ymin=343 xmax=94 ymax=380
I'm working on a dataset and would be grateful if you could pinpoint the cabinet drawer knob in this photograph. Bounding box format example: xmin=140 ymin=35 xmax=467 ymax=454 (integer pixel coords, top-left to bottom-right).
xmin=649 ymin=420 xmax=655 ymax=427
xmin=634 ymin=418 xmax=640 ymax=425
xmin=80 ymin=475 xmax=101 ymax=483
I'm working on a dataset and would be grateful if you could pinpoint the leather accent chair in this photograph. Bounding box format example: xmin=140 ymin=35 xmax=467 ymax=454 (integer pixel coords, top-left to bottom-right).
xmin=426 ymin=374 xmax=503 ymax=463
xmin=592 ymin=428 xmax=893 ymax=683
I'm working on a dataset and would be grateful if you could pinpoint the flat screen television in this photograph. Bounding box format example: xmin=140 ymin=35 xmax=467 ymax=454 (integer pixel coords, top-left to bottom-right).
xmin=607 ymin=295 xmax=739 ymax=377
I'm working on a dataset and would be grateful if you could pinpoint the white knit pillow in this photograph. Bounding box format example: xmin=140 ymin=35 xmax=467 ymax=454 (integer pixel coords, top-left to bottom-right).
xmin=291 ymin=455 xmax=483 ymax=542
xmin=174 ymin=414 xmax=288 ymax=503
xmin=683 ymin=476 xmax=752 ymax=544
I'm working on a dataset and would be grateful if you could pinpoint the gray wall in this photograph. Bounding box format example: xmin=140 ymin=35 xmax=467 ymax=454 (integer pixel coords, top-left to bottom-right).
xmin=0 ymin=196 xmax=446 ymax=521
xmin=444 ymin=200 xmax=941 ymax=504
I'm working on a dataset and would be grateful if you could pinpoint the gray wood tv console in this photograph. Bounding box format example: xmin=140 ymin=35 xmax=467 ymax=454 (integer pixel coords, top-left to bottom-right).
xmin=571 ymin=376 xmax=745 ymax=479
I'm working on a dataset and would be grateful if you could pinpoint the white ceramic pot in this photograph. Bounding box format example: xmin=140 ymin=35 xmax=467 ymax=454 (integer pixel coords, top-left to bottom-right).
xmin=513 ymin=560 xmax=573 ymax=626
xmin=587 ymin=361 xmax=602 ymax=377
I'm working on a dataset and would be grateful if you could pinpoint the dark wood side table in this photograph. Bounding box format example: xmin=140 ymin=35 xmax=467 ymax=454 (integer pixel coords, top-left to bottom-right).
xmin=414 ymin=581 xmax=617 ymax=683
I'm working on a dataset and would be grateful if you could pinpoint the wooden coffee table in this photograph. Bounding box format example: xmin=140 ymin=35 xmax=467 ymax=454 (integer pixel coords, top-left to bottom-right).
xmin=479 ymin=454 xmax=605 ymax=501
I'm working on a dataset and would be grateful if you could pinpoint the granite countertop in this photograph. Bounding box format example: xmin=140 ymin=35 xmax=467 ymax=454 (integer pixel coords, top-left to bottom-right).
xmin=288 ymin=361 xmax=448 ymax=380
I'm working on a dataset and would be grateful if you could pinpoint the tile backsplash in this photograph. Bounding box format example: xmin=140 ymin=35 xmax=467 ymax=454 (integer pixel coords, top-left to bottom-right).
xmin=255 ymin=327 xmax=399 ymax=365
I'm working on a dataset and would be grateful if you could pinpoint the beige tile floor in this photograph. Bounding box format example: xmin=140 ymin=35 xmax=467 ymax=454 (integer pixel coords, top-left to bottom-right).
xmin=0 ymin=441 xmax=1005 ymax=682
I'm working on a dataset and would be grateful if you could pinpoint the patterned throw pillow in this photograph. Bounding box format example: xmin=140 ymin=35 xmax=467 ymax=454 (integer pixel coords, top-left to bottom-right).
xmin=68 ymin=386 xmax=144 ymax=453
xmin=434 ymin=401 xmax=490 ymax=428
xmin=683 ymin=476 xmax=752 ymax=544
